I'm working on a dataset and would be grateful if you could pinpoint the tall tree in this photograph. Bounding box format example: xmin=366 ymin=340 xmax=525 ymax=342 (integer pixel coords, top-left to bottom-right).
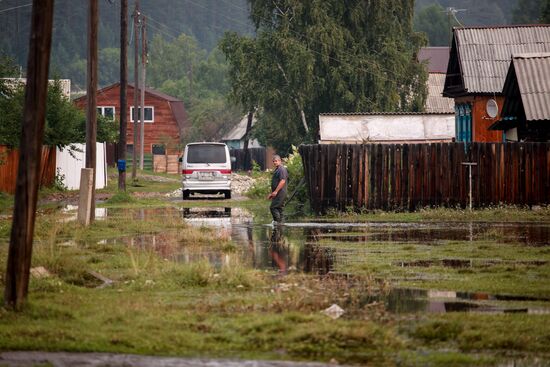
xmin=221 ymin=0 xmax=427 ymax=153
xmin=513 ymin=0 xmax=544 ymax=23
xmin=541 ymin=0 xmax=550 ymax=22
xmin=414 ymin=4 xmax=459 ymax=46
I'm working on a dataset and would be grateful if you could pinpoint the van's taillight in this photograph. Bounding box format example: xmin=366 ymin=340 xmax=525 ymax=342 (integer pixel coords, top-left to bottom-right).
xmin=219 ymin=169 xmax=231 ymax=174
xmin=182 ymin=169 xmax=194 ymax=175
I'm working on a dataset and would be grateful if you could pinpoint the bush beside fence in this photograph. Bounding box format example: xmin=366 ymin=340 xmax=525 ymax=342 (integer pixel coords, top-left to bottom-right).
xmin=299 ymin=143 xmax=550 ymax=213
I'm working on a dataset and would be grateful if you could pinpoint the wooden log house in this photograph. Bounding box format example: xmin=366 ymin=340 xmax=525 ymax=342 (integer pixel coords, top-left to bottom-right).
xmin=74 ymin=83 xmax=188 ymax=155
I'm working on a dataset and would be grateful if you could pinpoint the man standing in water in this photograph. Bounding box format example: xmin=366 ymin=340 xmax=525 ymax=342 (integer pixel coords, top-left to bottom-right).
xmin=268 ymin=155 xmax=288 ymax=225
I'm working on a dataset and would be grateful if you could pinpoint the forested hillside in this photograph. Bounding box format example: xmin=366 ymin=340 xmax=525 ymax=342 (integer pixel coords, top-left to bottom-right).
xmin=414 ymin=0 xmax=550 ymax=46
xmin=0 ymin=0 xmax=252 ymax=90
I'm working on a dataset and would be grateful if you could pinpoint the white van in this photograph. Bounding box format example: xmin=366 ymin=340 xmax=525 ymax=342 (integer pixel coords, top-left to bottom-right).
xmin=181 ymin=142 xmax=232 ymax=199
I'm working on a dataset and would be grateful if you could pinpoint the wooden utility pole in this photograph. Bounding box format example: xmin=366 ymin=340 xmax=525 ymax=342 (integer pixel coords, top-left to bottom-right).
xmin=132 ymin=0 xmax=140 ymax=180
xmin=4 ymin=0 xmax=55 ymax=310
xmin=139 ymin=16 xmax=147 ymax=170
xmin=86 ymin=0 xmax=98 ymax=221
xmin=118 ymin=0 xmax=128 ymax=190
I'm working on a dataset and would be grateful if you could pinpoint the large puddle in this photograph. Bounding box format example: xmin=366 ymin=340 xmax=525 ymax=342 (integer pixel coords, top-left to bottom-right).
xmin=48 ymin=206 xmax=550 ymax=314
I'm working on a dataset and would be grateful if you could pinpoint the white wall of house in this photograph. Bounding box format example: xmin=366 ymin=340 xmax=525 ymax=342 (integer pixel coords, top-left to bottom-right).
xmin=56 ymin=143 xmax=107 ymax=190
xmin=319 ymin=114 xmax=455 ymax=144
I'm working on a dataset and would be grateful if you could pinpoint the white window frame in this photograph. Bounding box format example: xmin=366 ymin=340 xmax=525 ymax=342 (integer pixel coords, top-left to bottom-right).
xmin=130 ymin=106 xmax=154 ymax=123
xmin=97 ymin=106 xmax=116 ymax=120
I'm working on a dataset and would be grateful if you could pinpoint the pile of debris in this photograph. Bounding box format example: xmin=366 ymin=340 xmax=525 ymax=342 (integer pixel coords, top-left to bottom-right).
xmin=230 ymin=173 xmax=255 ymax=195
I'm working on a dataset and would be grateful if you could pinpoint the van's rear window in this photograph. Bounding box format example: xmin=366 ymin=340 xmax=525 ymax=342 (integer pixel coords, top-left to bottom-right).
xmin=187 ymin=144 xmax=226 ymax=164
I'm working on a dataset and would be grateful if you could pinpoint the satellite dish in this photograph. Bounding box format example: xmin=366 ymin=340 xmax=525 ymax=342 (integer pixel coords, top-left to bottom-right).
xmin=486 ymin=99 xmax=499 ymax=118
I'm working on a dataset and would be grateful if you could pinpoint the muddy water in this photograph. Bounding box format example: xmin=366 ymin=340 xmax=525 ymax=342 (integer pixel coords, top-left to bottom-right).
xmin=57 ymin=206 xmax=550 ymax=314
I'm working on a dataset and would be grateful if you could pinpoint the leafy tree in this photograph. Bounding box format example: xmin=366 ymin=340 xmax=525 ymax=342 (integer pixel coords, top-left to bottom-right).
xmin=414 ymin=4 xmax=456 ymax=46
xmin=221 ymin=0 xmax=427 ymax=154
xmin=513 ymin=0 xmax=544 ymax=23
xmin=0 ymin=79 xmax=117 ymax=148
xmin=148 ymin=33 xmax=241 ymax=142
xmin=541 ymin=0 xmax=550 ymax=22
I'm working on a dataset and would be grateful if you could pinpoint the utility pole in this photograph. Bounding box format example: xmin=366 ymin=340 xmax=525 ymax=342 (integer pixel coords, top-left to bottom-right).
xmin=462 ymin=162 xmax=478 ymax=211
xmin=86 ymin=0 xmax=98 ymax=221
xmin=118 ymin=0 xmax=128 ymax=190
xmin=140 ymin=16 xmax=147 ymax=170
xmin=4 ymin=0 xmax=55 ymax=310
xmin=444 ymin=7 xmax=466 ymax=45
xmin=132 ymin=0 xmax=140 ymax=180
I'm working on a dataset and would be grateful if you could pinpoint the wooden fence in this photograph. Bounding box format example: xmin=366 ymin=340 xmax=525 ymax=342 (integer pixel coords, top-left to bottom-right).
xmin=299 ymin=143 xmax=550 ymax=213
xmin=230 ymin=147 xmax=267 ymax=171
xmin=0 ymin=145 xmax=56 ymax=194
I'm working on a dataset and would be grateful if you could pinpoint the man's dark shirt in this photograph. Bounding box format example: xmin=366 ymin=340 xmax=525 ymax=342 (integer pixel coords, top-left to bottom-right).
xmin=271 ymin=165 xmax=289 ymax=194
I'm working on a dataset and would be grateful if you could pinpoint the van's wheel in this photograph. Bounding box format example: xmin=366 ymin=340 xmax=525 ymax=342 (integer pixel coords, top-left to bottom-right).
xmin=183 ymin=190 xmax=190 ymax=200
xmin=224 ymin=191 xmax=231 ymax=199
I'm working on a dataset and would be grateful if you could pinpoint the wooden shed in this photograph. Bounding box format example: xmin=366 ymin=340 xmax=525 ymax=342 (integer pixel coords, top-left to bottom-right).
xmin=74 ymin=83 xmax=188 ymax=155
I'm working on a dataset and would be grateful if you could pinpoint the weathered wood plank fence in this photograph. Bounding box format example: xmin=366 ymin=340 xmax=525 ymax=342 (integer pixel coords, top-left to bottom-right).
xmin=299 ymin=143 xmax=550 ymax=213
xmin=0 ymin=145 xmax=56 ymax=194
xmin=230 ymin=147 xmax=267 ymax=171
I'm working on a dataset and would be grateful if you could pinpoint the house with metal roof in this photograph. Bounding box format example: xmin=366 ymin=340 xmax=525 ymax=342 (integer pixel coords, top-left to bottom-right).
xmin=221 ymin=114 xmax=262 ymax=149
xmin=418 ymin=47 xmax=455 ymax=113
xmin=489 ymin=53 xmax=550 ymax=142
xmin=74 ymin=83 xmax=188 ymax=155
xmin=318 ymin=112 xmax=455 ymax=144
xmin=443 ymin=25 xmax=550 ymax=143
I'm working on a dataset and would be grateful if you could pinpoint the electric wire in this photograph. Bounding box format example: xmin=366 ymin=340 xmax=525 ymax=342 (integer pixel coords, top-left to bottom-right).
xmin=0 ymin=3 xmax=32 ymax=14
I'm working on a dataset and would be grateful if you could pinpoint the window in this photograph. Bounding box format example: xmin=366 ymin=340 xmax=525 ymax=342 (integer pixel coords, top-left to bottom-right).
xmin=187 ymin=144 xmax=227 ymax=164
xmin=130 ymin=106 xmax=154 ymax=123
xmin=455 ymin=103 xmax=472 ymax=142
xmin=97 ymin=106 xmax=115 ymax=120
xmin=152 ymin=144 xmax=165 ymax=155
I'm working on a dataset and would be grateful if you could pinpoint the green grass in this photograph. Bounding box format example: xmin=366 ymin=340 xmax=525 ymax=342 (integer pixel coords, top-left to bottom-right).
xmin=2 ymin=171 xmax=550 ymax=365
xmin=0 ymin=192 xmax=13 ymax=214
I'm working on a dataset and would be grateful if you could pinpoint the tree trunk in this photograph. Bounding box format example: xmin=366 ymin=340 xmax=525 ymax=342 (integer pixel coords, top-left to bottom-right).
xmin=4 ymin=0 xmax=55 ymax=311
xmin=243 ymin=110 xmax=254 ymax=170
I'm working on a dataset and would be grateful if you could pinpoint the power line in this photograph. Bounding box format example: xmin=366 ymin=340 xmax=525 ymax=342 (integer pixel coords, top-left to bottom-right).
xmin=0 ymin=3 xmax=32 ymax=15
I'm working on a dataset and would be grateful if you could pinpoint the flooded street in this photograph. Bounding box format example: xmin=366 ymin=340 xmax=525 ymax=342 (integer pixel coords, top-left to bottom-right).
xmin=53 ymin=205 xmax=550 ymax=316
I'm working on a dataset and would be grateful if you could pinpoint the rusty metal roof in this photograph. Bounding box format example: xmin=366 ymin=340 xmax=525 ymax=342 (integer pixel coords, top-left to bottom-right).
xmin=509 ymin=53 xmax=550 ymax=121
xmin=418 ymin=47 xmax=450 ymax=73
xmin=445 ymin=25 xmax=550 ymax=96
xmin=426 ymin=73 xmax=455 ymax=113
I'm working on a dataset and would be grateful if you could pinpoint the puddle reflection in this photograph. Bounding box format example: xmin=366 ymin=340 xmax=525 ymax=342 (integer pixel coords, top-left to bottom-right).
xmin=55 ymin=205 xmax=550 ymax=314
xmin=362 ymin=288 xmax=550 ymax=314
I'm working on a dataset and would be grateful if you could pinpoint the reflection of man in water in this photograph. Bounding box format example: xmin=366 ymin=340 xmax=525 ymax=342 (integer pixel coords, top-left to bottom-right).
xmin=269 ymin=227 xmax=288 ymax=274
xmin=267 ymin=155 xmax=288 ymax=225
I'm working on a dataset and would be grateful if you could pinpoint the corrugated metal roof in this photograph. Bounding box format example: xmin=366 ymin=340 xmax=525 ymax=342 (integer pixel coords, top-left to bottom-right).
xmin=221 ymin=114 xmax=257 ymax=141
xmin=426 ymin=73 xmax=455 ymax=113
xmin=454 ymin=25 xmax=550 ymax=94
xmin=512 ymin=53 xmax=550 ymax=121
xmin=418 ymin=47 xmax=450 ymax=73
